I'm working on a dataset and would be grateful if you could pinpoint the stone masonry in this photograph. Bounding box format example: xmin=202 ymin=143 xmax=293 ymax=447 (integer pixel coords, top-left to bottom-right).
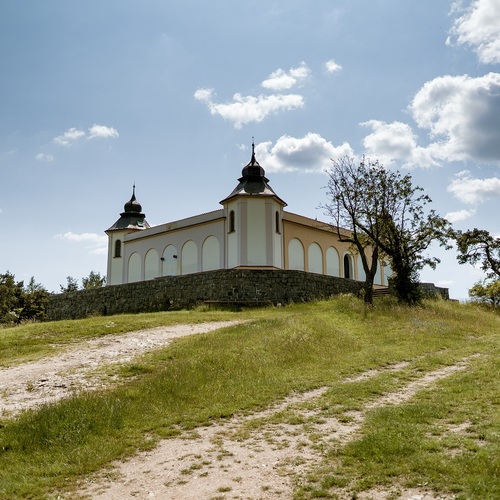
xmin=47 ymin=269 xmax=363 ymax=321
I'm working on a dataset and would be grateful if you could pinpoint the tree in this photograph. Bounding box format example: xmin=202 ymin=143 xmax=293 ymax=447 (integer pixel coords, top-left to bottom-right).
xmin=0 ymin=271 xmax=23 ymax=322
xmin=323 ymin=157 xmax=384 ymax=304
xmin=468 ymin=280 xmax=500 ymax=307
xmin=0 ymin=272 xmax=49 ymax=323
xmin=454 ymin=228 xmax=500 ymax=280
xmin=82 ymin=271 xmax=106 ymax=289
xmin=19 ymin=277 xmax=50 ymax=322
xmin=324 ymin=156 xmax=451 ymax=305
xmin=60 ymin=276 xmax=80 ymax=293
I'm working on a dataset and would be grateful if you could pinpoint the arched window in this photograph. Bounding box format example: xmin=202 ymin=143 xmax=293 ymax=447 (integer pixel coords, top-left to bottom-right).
xmin=114 ymin=239 xmax=121 ymax=258
xmin=343 ymin=254 xmax=354 ymax=279
xmin=275 ymin=211 xmax=280 ymax=234
xmin=229 ymin=210 xmax=235 ymax=233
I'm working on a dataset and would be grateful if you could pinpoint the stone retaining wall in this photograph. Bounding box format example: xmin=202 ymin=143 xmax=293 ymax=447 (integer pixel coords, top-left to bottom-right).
xmin=47 ymin=269 xmax=363 ymax=321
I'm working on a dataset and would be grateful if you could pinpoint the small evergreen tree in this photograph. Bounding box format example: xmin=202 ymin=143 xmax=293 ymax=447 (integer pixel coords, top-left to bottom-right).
xmin=82 ymin=271 xmax=106 ymax=289
xmin=60 ymin=276 xmax=80 ymax=293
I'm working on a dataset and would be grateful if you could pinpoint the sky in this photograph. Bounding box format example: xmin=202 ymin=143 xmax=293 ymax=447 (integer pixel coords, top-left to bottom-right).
xmin=1 ymin=0 xmax=499 ymax=300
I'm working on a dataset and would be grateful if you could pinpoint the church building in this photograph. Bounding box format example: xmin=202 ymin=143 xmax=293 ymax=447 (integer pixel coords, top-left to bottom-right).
xmin=105 ymin=146 xmax=391 ymax=287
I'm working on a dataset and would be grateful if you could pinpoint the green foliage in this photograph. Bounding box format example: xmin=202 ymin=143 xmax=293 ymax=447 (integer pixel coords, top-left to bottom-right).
xmin=0 ymin=272 xmax=49 ymax=324
xmin=82 ymin=270 xmax=106 ymax=289
xmin=324 ymin=155 xmax=451 ymax=305
xmin=455 ymin=228 xmax=500 ymax=280
xmin=59 ymin=276 xmax=79 ymax=293
xmin=469 ymin=280 xmax=500 ymax=307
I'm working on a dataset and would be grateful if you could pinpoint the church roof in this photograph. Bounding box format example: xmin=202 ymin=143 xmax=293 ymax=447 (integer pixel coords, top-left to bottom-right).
xmin=220 ymin=143 xmax=287 ymax=206
xmin=106 ymin=186 xmax=150 ymax=232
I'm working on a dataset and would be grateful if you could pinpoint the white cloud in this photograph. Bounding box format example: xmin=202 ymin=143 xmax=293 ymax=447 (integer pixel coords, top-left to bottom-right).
xmin=55 ymin=231 xmax=108 ymax=255
xmin=445 ymin=208 xmax=476 ymax=223
xmin=325 ymin=59 xmax=342 ymax=74
xmin=194 ymin=88 xmax=304 ymax=129
xmin=53 ymin=124 xmax=119 ymax=146
xmin=361 ymin=120 xmax=438 ymax=168
xmin=255 ymin=133 xmax=353 ymax=173
xmin=411 ymin=73 xmax=500 ymax=163
xmin=261 ymin=62 xmax=310 ymax=90
xmin=360 ymin=73 xmax=500 ymax=167
xmin=35 ymin=153 xmax=54 ymax=162
xmin=449 ymin=0 xmax=500 ymax=64
xmin=88 ymin=124 xmax=119 ymax=140
xmin=447 ymin=172 xmax=500 ymax=204
xmin=53 ymin=127 xmax=86 ymax=146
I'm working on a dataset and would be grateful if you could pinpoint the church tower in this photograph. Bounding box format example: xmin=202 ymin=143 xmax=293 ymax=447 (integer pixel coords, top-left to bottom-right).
xmin=105 ymin=186 xmax=150 ymax=285
xmin=220 ymin=144 xmax=287 ymax=269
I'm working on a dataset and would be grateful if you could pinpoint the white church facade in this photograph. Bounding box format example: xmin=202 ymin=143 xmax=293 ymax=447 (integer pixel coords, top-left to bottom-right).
xmin=105 ymin=147 xmax=391 ymax=287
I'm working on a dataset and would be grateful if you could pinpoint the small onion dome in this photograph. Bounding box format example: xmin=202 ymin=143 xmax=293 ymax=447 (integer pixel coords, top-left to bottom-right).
xmin=241 ymin=143 xmax=266 ymax=179
xmin=123 ymin=186 xmax=143 ymax=214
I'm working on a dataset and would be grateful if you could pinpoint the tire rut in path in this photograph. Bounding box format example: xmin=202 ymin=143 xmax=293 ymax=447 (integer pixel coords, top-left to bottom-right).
xmin=75 ymin=358 xmax=472 ymax=500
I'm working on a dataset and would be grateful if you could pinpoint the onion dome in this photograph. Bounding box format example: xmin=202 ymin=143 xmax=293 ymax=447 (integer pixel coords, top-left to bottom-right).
xmin=107 ymin=185 xmax=150 ymax=231
xmin=123 ymin=186 xmax=143 ymax=214
xmin=221 ymin=141 xmax=286 ymax=206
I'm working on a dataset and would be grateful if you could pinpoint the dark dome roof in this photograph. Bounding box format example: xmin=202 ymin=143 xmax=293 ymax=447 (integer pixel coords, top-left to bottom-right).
xmin=124 ymin=191 xmax=143 ymax=214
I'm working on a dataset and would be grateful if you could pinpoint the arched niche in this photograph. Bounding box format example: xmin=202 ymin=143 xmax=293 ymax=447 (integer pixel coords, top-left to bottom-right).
xmin=202 ymin=235 xmax=220 ymax=271
xmin=288 ymin=238 xmax=305 ymax=271
xmin=308 ymin=242 xmax=323 ymax=274
xmin=162 ymin=245 xmax=178 ymax=276
xmin=145 ymin=249 xmax=159 ymax=281
xmin=181 ymin=240 xmax=198 ymax=275
xmin=326 ymin=246 xmax=340 ymax=276
xmin=128 ymin=252 xmax=141 ymax=283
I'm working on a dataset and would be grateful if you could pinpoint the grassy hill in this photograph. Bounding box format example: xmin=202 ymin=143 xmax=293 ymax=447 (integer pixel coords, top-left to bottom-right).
xmin=0 ymin=296 xmax=499 ymax=499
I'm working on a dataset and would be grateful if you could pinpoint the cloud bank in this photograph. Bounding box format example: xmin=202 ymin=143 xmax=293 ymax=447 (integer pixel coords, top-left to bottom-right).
xmin=448 ymin=0 xmax=500 ymax=64
xmin=255 ymin=134 xmax=353 ymax=173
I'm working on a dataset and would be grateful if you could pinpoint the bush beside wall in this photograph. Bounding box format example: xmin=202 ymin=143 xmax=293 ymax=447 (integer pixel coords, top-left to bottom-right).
xmin=47 ymin=269 xmax=363 ymax=321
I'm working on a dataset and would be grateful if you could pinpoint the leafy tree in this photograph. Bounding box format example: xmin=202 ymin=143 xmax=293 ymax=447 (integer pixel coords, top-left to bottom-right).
xmin=0 ymin=271 xmax=23 ymax=322
xmin=324 ymin=156 xmax=451 ymax=305
xmin=0 ymin=272 xmax=49 ymax=323
xmin=454 ymin=228 xmax=500 ymax=279
xmin=82 ymin=271 xmax=106 ymax=289
xmin=323 ymin=157 xmax=384 ymax=304
xmin=468 ymin=280 xmax=500 ymax=307
xmin=60 ymin=276 xmax=80 ymax=293
xmin=19 ymin=277 xmax=50 ymax=322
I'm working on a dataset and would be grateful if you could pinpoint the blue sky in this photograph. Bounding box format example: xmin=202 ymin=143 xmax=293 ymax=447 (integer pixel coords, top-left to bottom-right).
xmin=1 ymin=0 xmax=499 ymax=300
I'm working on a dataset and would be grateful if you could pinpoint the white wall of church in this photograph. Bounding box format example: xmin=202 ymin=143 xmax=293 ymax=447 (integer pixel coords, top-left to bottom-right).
xmin=119 ymin=218 xmax=225 ymax=282
xmin=107 ymin=232 xmax=125 ymax=285
xmin=247 ymin=199 xmax=267 ymax=265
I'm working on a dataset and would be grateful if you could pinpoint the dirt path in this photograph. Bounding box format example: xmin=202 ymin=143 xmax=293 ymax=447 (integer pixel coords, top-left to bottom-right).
xmin=75 ymin=359 xmax=469 ymax=500
xmin=0 ymin=321 xmax=239 ymax=417
xmin=1 ymin=322 xmax=467 ymax=499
